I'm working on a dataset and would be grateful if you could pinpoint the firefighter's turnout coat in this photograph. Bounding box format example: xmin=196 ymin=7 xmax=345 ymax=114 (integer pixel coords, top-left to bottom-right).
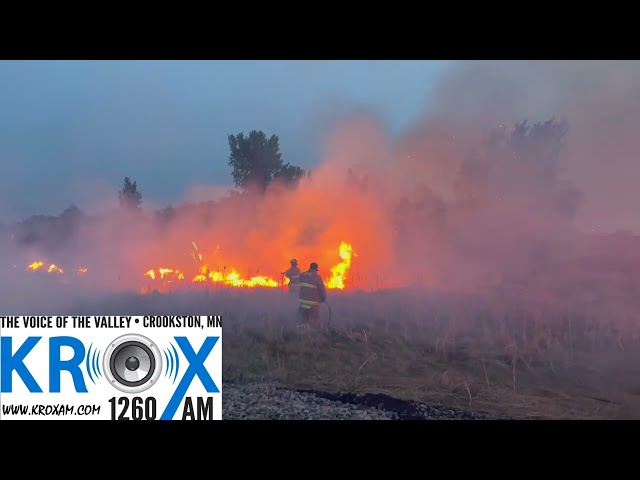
xmin=284 ymin=266 xmax=301 ymax=293
xmin=298 ymin=270 xmax=327 ymax=312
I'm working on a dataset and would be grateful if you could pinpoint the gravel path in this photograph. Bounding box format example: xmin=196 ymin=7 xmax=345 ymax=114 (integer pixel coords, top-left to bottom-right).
xmin=222 ymin=382 xmax=509 ymax=420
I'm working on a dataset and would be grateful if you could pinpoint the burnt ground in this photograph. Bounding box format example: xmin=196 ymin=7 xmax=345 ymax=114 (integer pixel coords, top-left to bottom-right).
xmin=290 ymin=388 xmax=511 ymax=420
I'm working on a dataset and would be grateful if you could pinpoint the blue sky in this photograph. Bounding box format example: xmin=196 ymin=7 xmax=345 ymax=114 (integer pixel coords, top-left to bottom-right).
xmin=0 ymin=60 xmax=451 ymax=223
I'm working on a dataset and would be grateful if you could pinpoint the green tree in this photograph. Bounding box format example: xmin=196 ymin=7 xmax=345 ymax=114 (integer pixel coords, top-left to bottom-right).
xmin=59 ymin=203 xmax=84 ymax=233
xmin=60 ymin=203 xmax=84 ymax=222
xmin=118 ymin=177 xmax=142 ymax=212
xmin=454 ymin=117 xmax=583 ymax=219
xmin=274 ymin=164 xmax=305 ymax=184
xmin=156 ymin=204 xmax=176 ymax=223
xmin=228 ymin=130 xmax=305 ymax=192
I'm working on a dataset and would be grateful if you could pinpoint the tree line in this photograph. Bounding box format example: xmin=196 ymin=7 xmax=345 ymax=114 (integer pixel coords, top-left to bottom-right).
xmin=7 ymin=118 xmax=583 ymax=253
xmin=6 ymin=129 xmax=307 ymax=251
xmin=117 ymin=129 xmax=306 ymax=214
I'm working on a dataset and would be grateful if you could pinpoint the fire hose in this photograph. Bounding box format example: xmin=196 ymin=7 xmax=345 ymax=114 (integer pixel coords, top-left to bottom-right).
xmin=324 ymin=300 xmax=332 ymax=329
xmin=281 ymin=271 xmax=332 ymax=328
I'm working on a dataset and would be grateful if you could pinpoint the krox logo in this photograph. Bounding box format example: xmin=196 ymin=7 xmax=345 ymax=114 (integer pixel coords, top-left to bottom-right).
xmin=0 ymin=333 xmax=221 ymax=420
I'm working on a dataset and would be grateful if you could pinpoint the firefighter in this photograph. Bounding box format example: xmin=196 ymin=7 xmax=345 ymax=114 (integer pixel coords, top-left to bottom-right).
xmin=281 ymin=259 xmax=301 ymax=294
xmin=298 ymin=262 xmax=327 ymax=326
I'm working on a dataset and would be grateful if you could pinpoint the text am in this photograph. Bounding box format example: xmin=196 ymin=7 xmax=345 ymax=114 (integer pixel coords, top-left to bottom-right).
xmin=182 ymin=397 xmax=216 ymax=420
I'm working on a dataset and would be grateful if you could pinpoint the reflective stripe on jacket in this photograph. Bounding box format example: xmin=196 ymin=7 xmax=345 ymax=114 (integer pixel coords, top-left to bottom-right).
xmin=299 ymin=270 xmax=326 ymax=308
xmin=285 ymin=267 xmax=301 ymax=285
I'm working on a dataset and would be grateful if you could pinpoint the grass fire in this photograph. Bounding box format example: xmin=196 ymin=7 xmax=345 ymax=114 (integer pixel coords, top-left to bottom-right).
xmin=139 ymin=241 xmax=355 ymax=293
xmin=23 ymin=240 xmax=356 ymax=294
xmin=26 ymin=261 xmax=87 ymax=276
xmin=4 ymin=60 xmax=640 ymax=420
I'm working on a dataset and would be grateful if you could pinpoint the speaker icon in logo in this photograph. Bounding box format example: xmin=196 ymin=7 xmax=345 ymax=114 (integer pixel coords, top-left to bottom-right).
xmin=103 ymin=333 xmax=162 ymax=394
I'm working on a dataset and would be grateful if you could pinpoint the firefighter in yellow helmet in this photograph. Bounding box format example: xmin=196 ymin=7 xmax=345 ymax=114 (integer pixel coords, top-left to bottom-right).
xmin=298 ymin=262 xmax=327 ymax=326
xmin=281 ymin=259 xmax=301 ymax=294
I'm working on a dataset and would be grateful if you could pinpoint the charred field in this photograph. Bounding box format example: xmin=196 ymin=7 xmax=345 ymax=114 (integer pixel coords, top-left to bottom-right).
xmin=16 ymin=282 xmax=640 ymax=420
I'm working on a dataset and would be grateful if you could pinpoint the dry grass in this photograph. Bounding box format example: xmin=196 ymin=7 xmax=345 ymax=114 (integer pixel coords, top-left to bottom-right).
xmin=218 ymin=290 xmax=640 ymax=420
xmin=222 ymin=323 xmax=640 ymax=419
xmin=45 ymin=285 xmax=640 ymax=419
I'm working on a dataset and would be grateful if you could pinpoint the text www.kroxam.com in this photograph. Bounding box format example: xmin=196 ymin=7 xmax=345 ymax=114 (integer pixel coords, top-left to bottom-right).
xmin=2 ymin=404 xmax=101 ymax=417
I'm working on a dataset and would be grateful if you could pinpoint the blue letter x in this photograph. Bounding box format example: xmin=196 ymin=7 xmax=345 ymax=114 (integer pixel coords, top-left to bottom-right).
xmin=160 ymin=336 xmax=219 ymax=420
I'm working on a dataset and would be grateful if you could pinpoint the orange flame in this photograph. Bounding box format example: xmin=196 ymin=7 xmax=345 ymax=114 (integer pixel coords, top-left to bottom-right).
xmin=326 ymin=242 xmax=355 ymax=289
xmin=48 ymin=264 xmax=64 ymax=274
xmin=26 ymin=261 xmax=87 ymax=276
xmin=140 ymin=241 xmax=354 ymax=293
xmin=23 ymin=241 xmax=356 ymax=295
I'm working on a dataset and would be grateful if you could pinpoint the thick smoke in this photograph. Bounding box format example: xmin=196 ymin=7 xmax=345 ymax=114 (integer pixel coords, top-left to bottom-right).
xmin=4 ymin=60 xmax=640 ymax=329
xmin=425 ymin=60 xmax=640 ymax=233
